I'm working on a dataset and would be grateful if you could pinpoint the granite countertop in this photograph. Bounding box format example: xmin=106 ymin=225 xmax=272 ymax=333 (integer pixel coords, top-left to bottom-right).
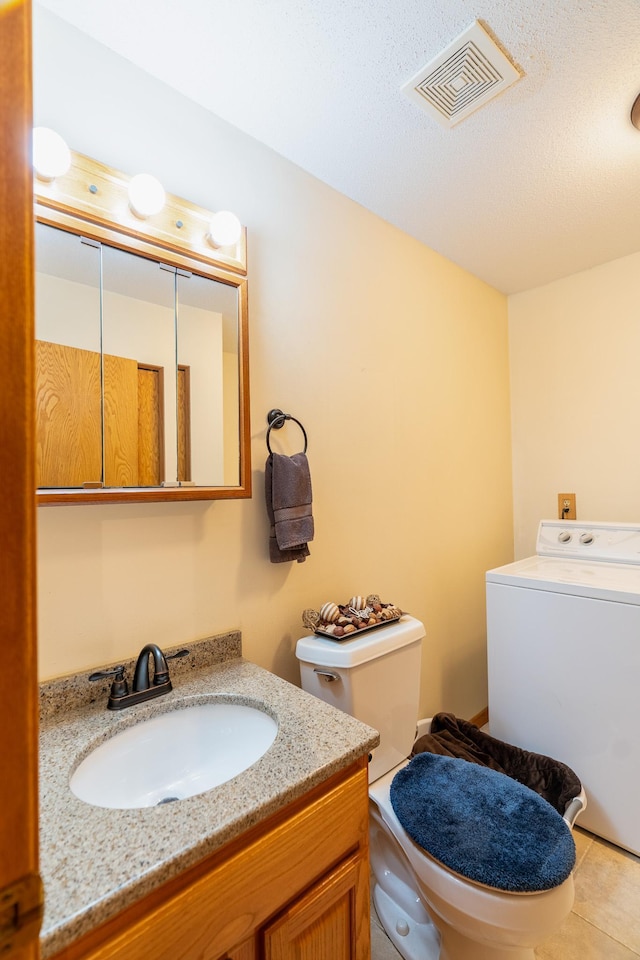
xmin=39 ymin=631 xmax=379 ymax=958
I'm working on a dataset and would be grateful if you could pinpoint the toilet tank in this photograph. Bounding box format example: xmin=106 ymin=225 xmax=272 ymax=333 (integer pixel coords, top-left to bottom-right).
xmin=296 ymin=615 xmax=424 ymax=781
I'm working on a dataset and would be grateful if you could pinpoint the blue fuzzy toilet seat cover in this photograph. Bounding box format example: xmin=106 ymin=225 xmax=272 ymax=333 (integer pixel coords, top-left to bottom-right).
xmin=390 ymin=753 xmax=576 ymax=892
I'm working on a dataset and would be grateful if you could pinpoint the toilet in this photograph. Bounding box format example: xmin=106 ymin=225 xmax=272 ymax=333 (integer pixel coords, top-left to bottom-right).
xmin=296 ymin=615 xmax=585 ymax=960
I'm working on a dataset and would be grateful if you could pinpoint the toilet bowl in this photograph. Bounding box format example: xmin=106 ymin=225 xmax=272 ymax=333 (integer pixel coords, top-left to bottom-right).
xmin=370 ymin=761 xmax=577 ymax=960
xmin=296 ymin=615 xmax=585 ymax=960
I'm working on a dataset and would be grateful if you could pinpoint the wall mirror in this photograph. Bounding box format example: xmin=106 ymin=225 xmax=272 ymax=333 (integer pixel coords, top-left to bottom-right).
xmin=33 ymin=145 xmax=250 ymax=505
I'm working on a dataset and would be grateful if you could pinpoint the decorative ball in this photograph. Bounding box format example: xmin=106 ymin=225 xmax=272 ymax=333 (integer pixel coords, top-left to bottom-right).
xmin=319 ymin=601 xmax=340 ymax=623
xmin=301 ymin=608 xmax=320 ymax=630
xmin=349 ymin=595 xmax=367 ymax=610
xmin=366 ymin=594 xmax=382 ymax=606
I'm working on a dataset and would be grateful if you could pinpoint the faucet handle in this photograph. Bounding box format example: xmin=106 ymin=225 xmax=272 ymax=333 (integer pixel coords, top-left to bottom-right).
xmin=148 ymin=647 xmax=189 ymax=686
xmin=166 ymin=648 xmax=190 ymax=661
xmin=159 ymin=649 xmax=190 ymax=683
xmin=89 ymin=665 xmax=129 ymax=699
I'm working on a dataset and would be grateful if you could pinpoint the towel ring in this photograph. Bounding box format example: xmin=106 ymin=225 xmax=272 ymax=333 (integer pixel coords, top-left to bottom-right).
xmin=266 ymin=408 xmax=308 ymax=455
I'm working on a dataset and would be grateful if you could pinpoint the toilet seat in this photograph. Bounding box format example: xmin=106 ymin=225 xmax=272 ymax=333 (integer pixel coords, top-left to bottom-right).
xmin=389 ymin=752 xmax=576 ymax=893
xmin=371 ymin=763 xmax=525 ymax=897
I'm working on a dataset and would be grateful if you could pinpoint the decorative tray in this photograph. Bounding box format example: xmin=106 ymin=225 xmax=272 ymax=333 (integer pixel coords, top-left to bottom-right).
xmin=301 ymin=594 xmax=403 ymax=641
xmin=315 ymin=614 xmax=401 ymax=640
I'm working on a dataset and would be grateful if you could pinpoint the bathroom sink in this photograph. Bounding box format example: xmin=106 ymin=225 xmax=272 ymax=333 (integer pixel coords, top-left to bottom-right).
xmin=69 ymin=701 xmax=278 ymax=809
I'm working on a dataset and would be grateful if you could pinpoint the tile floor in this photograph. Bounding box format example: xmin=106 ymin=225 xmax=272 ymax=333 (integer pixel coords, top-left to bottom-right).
xmin=370 ymin=827 xmax=640 ymax=959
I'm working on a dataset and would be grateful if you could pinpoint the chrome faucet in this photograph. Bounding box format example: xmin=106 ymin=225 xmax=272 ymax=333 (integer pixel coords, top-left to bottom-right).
xmin=89 ymin=645 xmax=189 ymax=710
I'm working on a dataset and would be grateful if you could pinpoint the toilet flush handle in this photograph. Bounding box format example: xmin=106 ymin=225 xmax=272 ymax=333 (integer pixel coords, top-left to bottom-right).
xmin=313 ymin=669 xmax=340 ymax=683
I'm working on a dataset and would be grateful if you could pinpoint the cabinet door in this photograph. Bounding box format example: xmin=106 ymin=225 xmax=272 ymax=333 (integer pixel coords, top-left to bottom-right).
xmin=263 ymin=853 xmax=370 ymax=960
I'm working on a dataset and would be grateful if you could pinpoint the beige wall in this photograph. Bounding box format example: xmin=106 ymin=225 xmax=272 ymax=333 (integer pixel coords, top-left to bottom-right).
xmin=509 ymin=249 xmax=640 ymax=559
xmin=33 ymin=9 xmax=513 ymax=720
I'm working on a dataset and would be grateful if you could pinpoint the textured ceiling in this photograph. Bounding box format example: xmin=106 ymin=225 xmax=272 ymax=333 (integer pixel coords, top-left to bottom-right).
xmin=35 ymin=0 xmax=640 ymax=293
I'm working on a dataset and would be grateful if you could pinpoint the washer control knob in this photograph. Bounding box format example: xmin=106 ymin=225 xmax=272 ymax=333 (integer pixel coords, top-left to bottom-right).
xmin=580 ymin=533 xmax=594 ymax=544
xmin=558 ymin=531 xmax=572 ymax=543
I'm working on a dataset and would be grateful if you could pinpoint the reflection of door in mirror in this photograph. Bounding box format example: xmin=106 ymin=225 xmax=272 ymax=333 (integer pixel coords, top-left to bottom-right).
xmin=35 ymin=342 xmax=170 ymax=488
xmin=35 ymin=339 xmax=102 ymax=486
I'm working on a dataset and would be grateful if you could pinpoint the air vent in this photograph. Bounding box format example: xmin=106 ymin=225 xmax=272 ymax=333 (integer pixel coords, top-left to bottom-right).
xmin=402 ymin=21 xmax=520 ymax=128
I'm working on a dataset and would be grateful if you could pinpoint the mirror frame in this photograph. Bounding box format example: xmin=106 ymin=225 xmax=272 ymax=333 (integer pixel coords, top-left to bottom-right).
xmin=34 ymin=150 xmax=251 ymax=505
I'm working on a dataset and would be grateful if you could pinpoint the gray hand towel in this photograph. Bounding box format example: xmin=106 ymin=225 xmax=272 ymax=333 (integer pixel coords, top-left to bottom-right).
xmin=265 ymin=452 xmax=314 ymax=563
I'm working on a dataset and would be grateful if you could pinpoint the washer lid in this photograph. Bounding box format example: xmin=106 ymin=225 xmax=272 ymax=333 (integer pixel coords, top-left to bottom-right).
xmin=486 ymin=555 xmax=640 ymax=605
xmin=295 ymin=615 xmax=425 ymax=668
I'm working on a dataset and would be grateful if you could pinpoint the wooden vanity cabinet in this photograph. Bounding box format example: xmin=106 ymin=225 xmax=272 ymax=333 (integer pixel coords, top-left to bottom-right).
xmin=51 ymin=759 xmax=371 ymax=960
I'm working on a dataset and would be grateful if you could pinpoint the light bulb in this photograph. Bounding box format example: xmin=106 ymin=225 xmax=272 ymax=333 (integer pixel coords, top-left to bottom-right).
xmin=32 ymin=127 xmax=71 ymax=181
xmin=208 ymin=210 xmax=242 ymax=247
xmin=128 ymin=174 xmax=166 ymax=218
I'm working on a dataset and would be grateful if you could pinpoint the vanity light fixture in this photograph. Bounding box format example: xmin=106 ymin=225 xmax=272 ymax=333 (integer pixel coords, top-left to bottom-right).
xmin=32 ymin=127 xmax=71 ymax=181
xmin=34 ymin=146 xmax=247 ymax=274
xmin=128 ymin=173 xmax=166 ymax=218
xmin=631 ymin=92 xmax=640 ymax=131
xmin=207 ymin=210 xmax=242 ymax=248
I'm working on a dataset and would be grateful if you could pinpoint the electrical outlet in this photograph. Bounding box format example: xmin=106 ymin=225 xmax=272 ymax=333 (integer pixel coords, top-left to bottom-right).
xmin=558 ymin=493 xmax=576 ymax=521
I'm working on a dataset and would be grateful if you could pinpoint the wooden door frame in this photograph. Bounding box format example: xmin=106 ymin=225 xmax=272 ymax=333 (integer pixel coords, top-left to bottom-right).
xmin=177 ymin=364 xmax=191 ymax=483
xmin=0 ymin=0 xmax=41 ymax=956
xmin=136 ymin=362 xmax=166 ymax=485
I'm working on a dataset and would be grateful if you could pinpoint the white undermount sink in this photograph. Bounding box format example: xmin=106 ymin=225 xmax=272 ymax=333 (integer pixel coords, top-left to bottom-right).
xmin=69 ymin=701 xmax=278 ymax=809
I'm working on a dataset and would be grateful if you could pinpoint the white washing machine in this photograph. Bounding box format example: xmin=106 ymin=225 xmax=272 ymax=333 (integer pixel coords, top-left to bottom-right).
xmin=487 ymin=520 xmax=640 ymax=856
